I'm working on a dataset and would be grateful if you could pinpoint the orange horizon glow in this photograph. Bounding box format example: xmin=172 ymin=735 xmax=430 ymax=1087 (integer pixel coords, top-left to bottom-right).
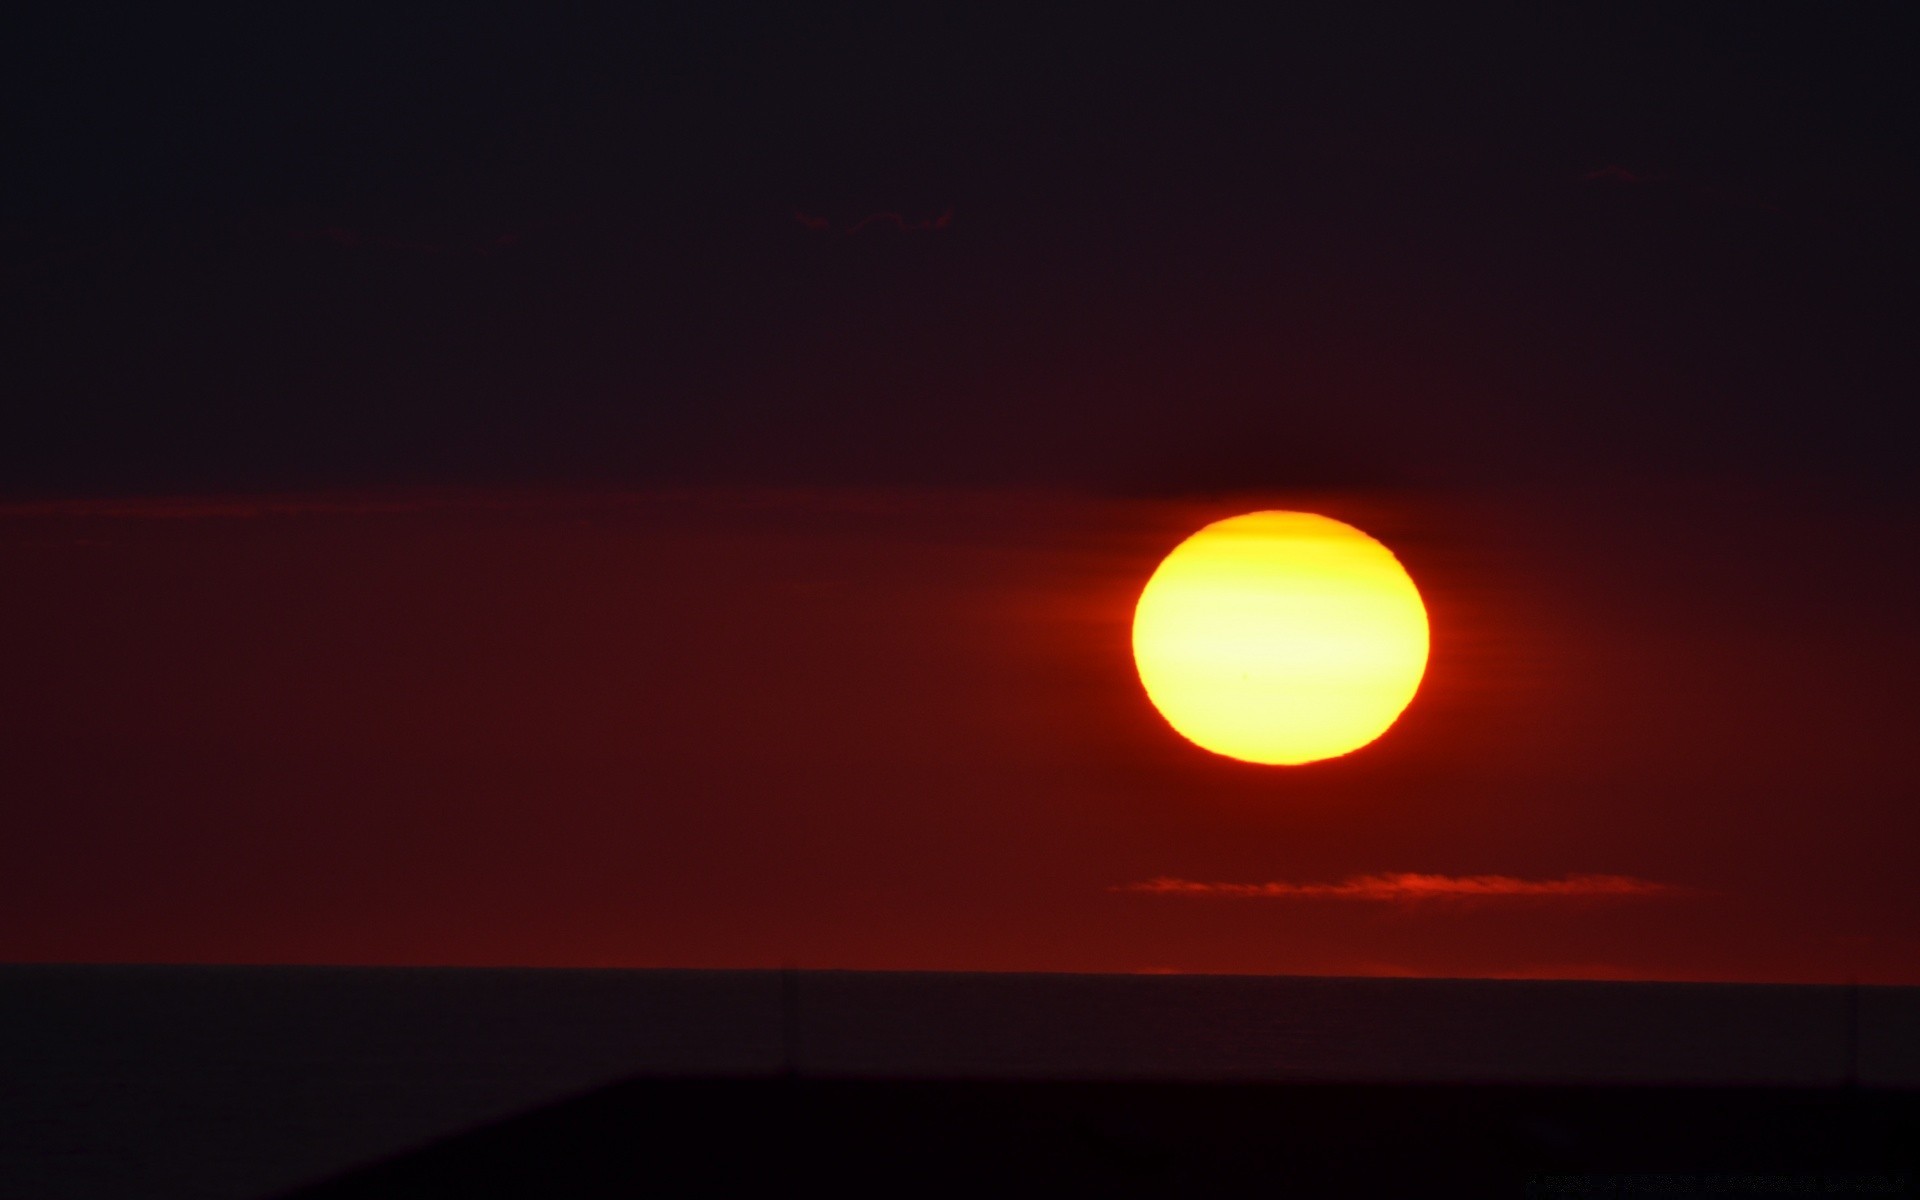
xmin=1131 ymin=511 xmax=1430 ymax=765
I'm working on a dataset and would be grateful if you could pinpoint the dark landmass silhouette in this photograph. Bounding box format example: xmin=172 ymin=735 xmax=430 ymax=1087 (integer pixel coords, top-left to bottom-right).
xmin=285 ymin=1077 xmax=1920 ymax=1198
xmin=5 ymin=966 xmax=1916 ymax=1199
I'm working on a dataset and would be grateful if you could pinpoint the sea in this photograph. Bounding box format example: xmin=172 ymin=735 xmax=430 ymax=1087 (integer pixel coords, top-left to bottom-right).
xmin=2 ymin=965 xmax=1916 ymax=1199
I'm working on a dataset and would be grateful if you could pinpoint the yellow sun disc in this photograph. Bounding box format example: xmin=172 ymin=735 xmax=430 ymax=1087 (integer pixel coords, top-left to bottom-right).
xmin=1131 ymin=511 xmax=1429 ymax=765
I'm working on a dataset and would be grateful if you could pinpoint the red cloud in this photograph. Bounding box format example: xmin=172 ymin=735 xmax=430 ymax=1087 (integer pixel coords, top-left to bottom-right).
xmin=1116 ymin=873 xmax=1683 ymax=902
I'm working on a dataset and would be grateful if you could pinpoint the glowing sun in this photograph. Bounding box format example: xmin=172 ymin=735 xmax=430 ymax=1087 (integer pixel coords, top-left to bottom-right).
xmin=1131 ymin=511 xmax=1429 ymax=765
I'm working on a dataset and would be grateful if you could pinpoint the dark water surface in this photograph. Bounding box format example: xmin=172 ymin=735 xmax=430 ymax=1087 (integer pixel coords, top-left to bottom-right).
xmin=3 ymin=965 xmax=1917 ymax=1198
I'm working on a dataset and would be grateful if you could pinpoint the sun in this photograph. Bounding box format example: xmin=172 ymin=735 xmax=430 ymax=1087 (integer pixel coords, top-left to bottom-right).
xmin=1131 ymin=511 xmax=1429 ymax=765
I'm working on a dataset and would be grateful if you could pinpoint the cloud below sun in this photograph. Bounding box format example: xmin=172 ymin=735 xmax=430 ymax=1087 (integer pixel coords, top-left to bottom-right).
xmin=1117 ymin=873 xmax=1685 ymax=904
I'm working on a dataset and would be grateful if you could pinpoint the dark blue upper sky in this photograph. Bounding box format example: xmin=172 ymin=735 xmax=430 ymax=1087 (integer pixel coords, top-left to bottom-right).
xmin=3 ymin=4 xmax=1916 ymax=499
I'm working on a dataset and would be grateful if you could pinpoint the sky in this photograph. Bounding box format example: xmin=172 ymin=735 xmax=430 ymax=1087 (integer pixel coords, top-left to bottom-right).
xmin=2 ymin=6 xmax=1916 ymax=982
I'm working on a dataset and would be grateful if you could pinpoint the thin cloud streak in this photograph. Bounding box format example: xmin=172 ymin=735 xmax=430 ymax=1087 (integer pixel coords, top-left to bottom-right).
xmin=795 ymin=209 xmax=954 ymax=234
xmin=0 ymin=492 xmax=545 ymax=520
xmin=845 ymin=208 xmax=953 ymax=234
xmin=0 ymin=484 xmax=1101 ymax=522
xmin=1117 ymin=873 xmax=1685 ymax=902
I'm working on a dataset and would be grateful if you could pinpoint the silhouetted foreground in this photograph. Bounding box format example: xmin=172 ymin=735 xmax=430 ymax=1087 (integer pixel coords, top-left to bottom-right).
xmin=8 ymin=967 xmax=1918 ymax=1196
xmin=286 ymin=1077 xmax=1917 ymax=1198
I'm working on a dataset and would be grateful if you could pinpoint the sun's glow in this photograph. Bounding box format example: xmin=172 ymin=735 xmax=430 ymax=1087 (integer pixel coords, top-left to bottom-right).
xmin=1131 ymin=511 xmax=1429 ymax=765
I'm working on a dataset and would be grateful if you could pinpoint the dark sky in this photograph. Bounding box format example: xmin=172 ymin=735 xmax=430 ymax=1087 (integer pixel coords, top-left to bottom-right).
xmin=2 ymin=6 xmax=1916 ymax=981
